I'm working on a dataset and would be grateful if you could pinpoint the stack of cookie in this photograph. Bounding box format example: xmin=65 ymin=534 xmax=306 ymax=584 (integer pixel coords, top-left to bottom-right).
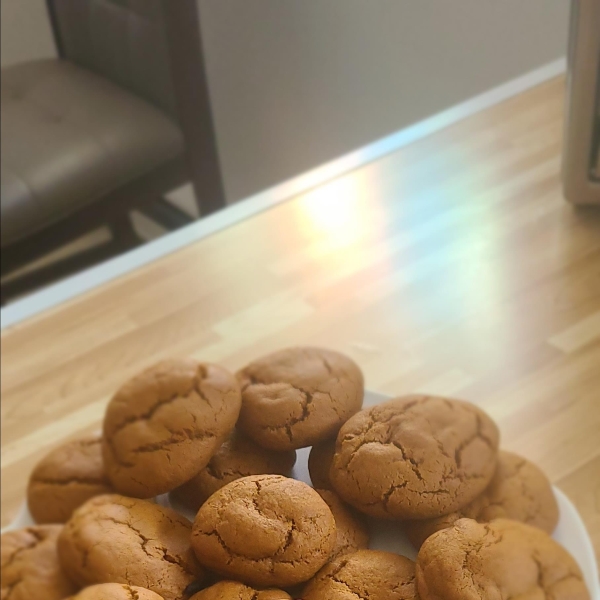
xmin=1 ymin=347 xmax=591 ymax=600
xmin=308 ymin=395 xmax=589 ymax=599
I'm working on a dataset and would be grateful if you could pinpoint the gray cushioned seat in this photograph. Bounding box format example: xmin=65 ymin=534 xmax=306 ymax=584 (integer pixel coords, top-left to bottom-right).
xmin=1 ymin=58 xmax=184 ymax=246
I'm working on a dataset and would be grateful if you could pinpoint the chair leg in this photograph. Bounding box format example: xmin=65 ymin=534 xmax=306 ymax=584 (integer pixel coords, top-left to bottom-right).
xmin=110 ymin=212 xmax=142 ymax=251
xmin=190 ymin=175 xmax=227 ymax=217
xmin=138 ymin=197 xmax=195 ymax=230
xmin=563 ymin=0 xmax=600 ymax=205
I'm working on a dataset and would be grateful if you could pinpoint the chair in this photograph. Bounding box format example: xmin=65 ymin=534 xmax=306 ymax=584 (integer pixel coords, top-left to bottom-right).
xmin=563 ymin=0 xmax=600 ymax=206
xmin=1 ymin=0 xmax=224 ymax=300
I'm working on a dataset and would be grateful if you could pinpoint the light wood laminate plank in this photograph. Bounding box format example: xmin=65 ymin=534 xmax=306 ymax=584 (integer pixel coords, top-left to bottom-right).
xmin=2 ymin=76 xmax=600 ymax=566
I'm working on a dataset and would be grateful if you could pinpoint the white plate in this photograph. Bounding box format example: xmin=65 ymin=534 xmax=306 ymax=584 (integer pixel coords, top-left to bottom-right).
xmin=3 ymin=391 xmax=599 ymax=598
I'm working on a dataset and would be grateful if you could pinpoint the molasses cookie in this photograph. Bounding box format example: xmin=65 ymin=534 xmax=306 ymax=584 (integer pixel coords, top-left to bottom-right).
xmin=189 ymin=581 xmax=291 ymax=599
xmin=171 ymin=431 xmax=296 ymax=511
xmin=27 ymin=435 xmax=113 ymax=524
xmin=316 ymin=489 xmax=369 ymax=558
xmin=68 ymin=584 xmax=164 ymax=599
xmin=416 ymin=518 xmax=590 ymax=600
xmin=57 ymin=495 xmax=204 ymax=600
xmin=237 ymin=347 xmax=363 ymax=450
xmin=191 ymin=475 xmax=336 ymax=587
xmin=302 ymin=549 xmax=419 ymax=600
xmin=1 ymin=525 xmax=77 ymax=600
xmin=103 ymin=359 xmax=242 ymax=497
xmin=405 ymin=450 xmax=559 ymax=548
xmin=330 ymin=395 xmax=499 ymax=519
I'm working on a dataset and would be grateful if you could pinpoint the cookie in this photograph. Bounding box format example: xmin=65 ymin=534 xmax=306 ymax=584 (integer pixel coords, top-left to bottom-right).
xmin=1 ymin=525 xmax=77 ymax=600
xmin=102 ymin=359 xmax=242 ymax=497
xmin=68 ymin=584 xmax=164 ymax=599
xmin=57 ymin=494 xmax=204 ymax=600
xmin=191 ymin=475 xmax=336 ymax=587
xmin=302 ymin=549 xmax=419 ymax=600
xmin=316 ymin=489 xmax=369 ymax=558
xmin=416 ymin=518 xmax=590 ymax=600
xmin=189 ymin=581 xmax=291 ymax=600
xmin=308 ymin=439 xmax=336 ymax=490
xmin=404 ymin=450 xmax=559 ymax=548
xmin=171 ymin=431 xmax=296 ymax=511
xmin=237 ymin=347 xmax=364 ymax=450
xmin=27 ymin=435 xmax=113 ymax=524
xmin=330 ymin=395 xmax=500 ymax=519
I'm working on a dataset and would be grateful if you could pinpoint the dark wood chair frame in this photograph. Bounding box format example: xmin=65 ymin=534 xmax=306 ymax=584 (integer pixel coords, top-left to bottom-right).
xmin=563 ymin=0 xmax=600 ymax=206
xmin=1 ymin=0 xmax=225 ymax=301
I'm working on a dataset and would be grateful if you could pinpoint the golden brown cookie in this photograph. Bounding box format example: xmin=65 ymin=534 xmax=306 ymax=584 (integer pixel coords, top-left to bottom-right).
xmin=102 ymin=359 xmax=242 ymax=497
xmin=302 ymin=549 xmax=419 ymax=600
xmin=330 ymin=395 xmax=500 ymax=519
xmin=171 ymin=431 xmax=296 ymax=511
xmin=57 ymin=495 xmax=204 ymax=600
xmin=316 ymin=489 xmax=369 ymax=558
xmin=308 ymin=439 xmax=336 ymax=490
xmin=189 ymin=581 xmax=291 ymax=600
xmin=1 ymin=525 xmax=77 ymax=600
xmin=27 ymin=435 xmax=113 ymax=524
xmin=191 ymin=475 xmax=336 ymax=587
xmin=404 ymin=450 xmax=559 ymax=548
xmin=237 ymin=347 xmax=364 ymax=450
xmin=416 ymin=518 xmax=590 ymax=600
xmin=68 ymin=584 xmax=164 ymax=599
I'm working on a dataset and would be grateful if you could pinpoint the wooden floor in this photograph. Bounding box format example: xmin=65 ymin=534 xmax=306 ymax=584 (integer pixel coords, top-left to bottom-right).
xmin=2 ymin=76 xmax=600 ymax=560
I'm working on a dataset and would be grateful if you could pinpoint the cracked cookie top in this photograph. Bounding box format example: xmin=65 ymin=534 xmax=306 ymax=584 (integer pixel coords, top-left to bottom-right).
xmin=404 ymin=450 xmax=559 ymax=548
xmin=302 ymin=549 xmax=419 ymax=600
xmin=329 ymin=395 xmax=500 ymax=519
xmin=191 ymin=475 xmax=336 ymax=588
xmin=416 ymin=518 xmax=590 ymax=600
xmin=1 ymin=525 xmax=77 ymax=600
xmin=102 ymin=359 xmax=242 ymax=498
xmin=68 ymin=583 xmax=164 ymax=599
xmin=171 ymin=430 xmax=297 ymax=511
xmin=57 ymin=494 xmax=205 ymax=600
xmin=189 ymin=581 xmax=291 ymax=599
xmin=315 ymin=490 xmax=369 ymax=559
xmin=236 ymin=347 xmax=364 ymax=450
xmin=28 ymin=435 xmax=113 ymax=524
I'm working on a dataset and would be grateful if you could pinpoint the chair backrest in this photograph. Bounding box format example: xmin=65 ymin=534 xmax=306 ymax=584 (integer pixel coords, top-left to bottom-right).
xmin=47 ymin=0 xmax=177 ymax=115
xmin=47 ymin=0 xmax=226 ymax=213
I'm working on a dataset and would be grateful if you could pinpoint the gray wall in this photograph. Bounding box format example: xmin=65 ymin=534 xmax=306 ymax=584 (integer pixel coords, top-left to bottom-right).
xmin=1 ymin=0 xmax=570 ymax=202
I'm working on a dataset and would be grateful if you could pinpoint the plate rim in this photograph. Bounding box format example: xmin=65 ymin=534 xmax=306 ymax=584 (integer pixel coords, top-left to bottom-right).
xmin=553 ymin=487 xmax=600 ymax=597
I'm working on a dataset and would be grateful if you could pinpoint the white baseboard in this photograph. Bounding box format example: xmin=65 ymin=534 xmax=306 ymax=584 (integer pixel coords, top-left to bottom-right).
xmin=1 ymin=57 xmax=567 ymax=331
